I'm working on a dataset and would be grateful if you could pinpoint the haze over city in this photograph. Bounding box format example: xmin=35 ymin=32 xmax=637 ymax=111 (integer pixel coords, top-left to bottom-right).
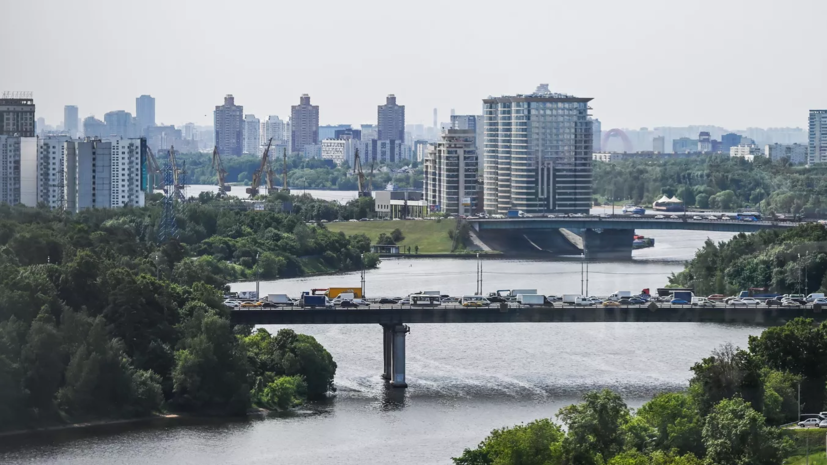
xmin=3 ymin=0 xmax=826 ymax=129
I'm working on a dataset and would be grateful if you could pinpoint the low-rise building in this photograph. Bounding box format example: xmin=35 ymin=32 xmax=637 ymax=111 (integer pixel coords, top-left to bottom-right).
xmin=373 ymin=190 xmax=426 ymax=218
xmin=592 ymin=152 xmax=625 ymax=163
xmin=730 ymin=144 xmax=764 ymax=162
xmin=765 ymin=143 xmax=807 ymax=164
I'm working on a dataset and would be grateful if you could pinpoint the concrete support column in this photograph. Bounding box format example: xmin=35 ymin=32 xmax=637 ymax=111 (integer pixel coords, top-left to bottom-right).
xmin=391 ymin=324 xmax=410 ymax=388
xmin=584 ymin=228 xmax=634 ymax=260
xmin=381 ymin=324 xmax=392 ymax=380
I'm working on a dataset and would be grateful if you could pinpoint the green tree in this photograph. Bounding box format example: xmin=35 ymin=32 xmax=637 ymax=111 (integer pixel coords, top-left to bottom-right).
xmin=390 ymin=228 xmax=405 ymax=243
xmin=557 ymin=390 xmax=631 ymax=464
xmin=636 ymin=392 xmax=704 ymax=457
xmin=688 ymin=343 xmax=764 ymax=416
xmin=702 ymin=398 xmax=788 ymax=465
xmin=452 ymin=418 xmax=565 ymax=465
xmin=260 ymin=375 xmax=307 ymax=410
xmin=256 ymin=252 xmax=285 ymax=280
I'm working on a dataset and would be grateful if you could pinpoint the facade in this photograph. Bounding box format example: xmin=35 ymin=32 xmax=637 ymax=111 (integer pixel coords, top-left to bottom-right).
xmin=0 ymin=136 xmax=38 ymax=206
xmin=361 ymin=124 xmax=377 ymax=142
xmin=730 ymin=144 xmax=764 ymax=162
xmin=37 ymin=135 xmax=71 ymax=208
xmin=652 ymin=136 xmax=665 ymax=153
xmin=145 ymin=125 xmax=182 ymax=153
xmin=262 ymin=115 xmax=287 ymax=145
xmin=334 ymin=128 xmax=361 ymax=140
xmin=592 ymin=152 xmax=625 ymax=163
xmin=424 ymin=129 xmax=477 ymax=216
xmin=361 ymin=139 xmax=404 ymax=163
xmin=321 ymin=139 xmax=357 ymax=165
xmin=319 ymin=124 xmax=351 ymax=141
xmin=83 ymin=117 xmax=106 ymax=139
xmin=373 ymin=190 xmax=426 ymax=219
xmin=302 ymin=144 xmax=322 ymax=159
xmin=215 ymin=95 xmax=244 ymax=156
xmin=698 ymin=132 xmax=712 ymax=152
xmin=64 ymin=105 xmax=79 ymax=137
xmin=291 ymin=94 xmax=319 ymax=153
xmin=104 ymin=110 xmax=136 ymax=138
xmin=413 ymin=140 xmax=430 ymax=162
xmin=672 ymin=137 xmax=698 ymax=153
xmin=766 ymin=143 xmax=807 ymax=164
xmin=483 ymin=84 xmax=593 ymax=215
xmin=378 ymin=95 xmax=405 ymax=142
xmin=0 ymin=95 xmax=36 ymax=137
xmin=243 ymin=114 xmax=261 ymax=155
xmin=590 ymin=118 xmax=602 ymax=152
xmin=136 ymin=95 xmax=155 ymax=133
xmin=721 ymin=133 xmax=742 ymax=153
xmin=65 ymin=138 xmax=145 ymax=212
xmin=809 ymin=110 xmax=827 ymax=165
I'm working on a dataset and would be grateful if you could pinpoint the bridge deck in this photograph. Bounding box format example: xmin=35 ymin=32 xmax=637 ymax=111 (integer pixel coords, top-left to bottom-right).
xmin=468 ymin=216 xmax=798 ymax=232
xmin=230 ymin=305 xmax=825 ymax=326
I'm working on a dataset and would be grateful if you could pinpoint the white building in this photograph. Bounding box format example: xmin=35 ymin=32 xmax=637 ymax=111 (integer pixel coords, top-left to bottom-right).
xmin=321 ymin=139 xmax=357 ymax=165
xmin=729 ymin=144 xmax=764 ymax=162
xmin=243 ymin=114 xmax=260 ymax=155
xmin=424 ymin=129 xmax=477 ymax=216
xmin=809 ymin=110 xmax=827 ymax=165
xmin=765 ymin=143 xmax=808 ymax=165
xmin=592 ymin=152 xmax=625 ymax=163
xmin=37 ymin=135 xmax=71 ymax=208
xmin=360 ymin=139 xmax=404 ymax=164
xmin=0 ymin=136 xmax=38 ymax=206
xmin=65 ymin=138 xmax=145 ymax=212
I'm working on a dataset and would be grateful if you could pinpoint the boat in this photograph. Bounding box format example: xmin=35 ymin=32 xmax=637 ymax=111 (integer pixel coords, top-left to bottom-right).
xmin=632 ymin=235 xmax=655 ymax=249
xmin=652 ymin=195 xmax=684 ymax=212
xmin=621 ymin=205 xmax=645 ymax=215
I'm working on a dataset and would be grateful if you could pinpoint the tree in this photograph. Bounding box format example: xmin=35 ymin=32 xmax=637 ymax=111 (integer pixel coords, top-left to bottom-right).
xmin=695 ymin=193 xmax=709 ymax=209
xmin=452 ymin=418 xmax=565 ymax=465
xmin=702 ymin=398 xmax=788 ymax=465
xmin=390 ymin=228 xmax=405 ymax=243
xmin=259 ymin=375 xmax=307 ymax=410
xmin=689 ymin=343 xmax=764 ymax=416
xmin=557 ymin=390 xmax=631 ymax=464
xmin=636 ymin=392 xmax=704 ymax=457
xmin=272 ymin=329 xmax=336 ymax=398
xmin=256 ymin=252 xmax=285 ymax=280
xmin=21 ymin=309 xmax=65 ymax=420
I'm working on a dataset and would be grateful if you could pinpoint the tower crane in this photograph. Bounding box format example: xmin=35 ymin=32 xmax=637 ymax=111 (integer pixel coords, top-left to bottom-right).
xmin=248 ymin=138 xmax=273 ymax=197
xmin=354 ymin=149 xmax=370 ymax=198
xmin=281 ymin=148 xmax=289 ymax=193
xmin=145 ymin=147 xmax=163 ymax=192
xmin=211 ymin=146 xmax=231 ymax=195
xmin=168 ymin=146 xmax=187 ymax=202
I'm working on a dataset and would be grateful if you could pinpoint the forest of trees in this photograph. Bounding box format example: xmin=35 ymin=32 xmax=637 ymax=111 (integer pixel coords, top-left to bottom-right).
xmin=593 ymin=156 xmax=827 ymax=216
xmin=0 ymin=192 xmax=377 ymax=431
xmin=177 ymin=152 xmax=423 ymax=191
xmin=670 ymin=223 xmax=827 ymax=297
xmin=454 ymin=317 xmax=827 ymax=465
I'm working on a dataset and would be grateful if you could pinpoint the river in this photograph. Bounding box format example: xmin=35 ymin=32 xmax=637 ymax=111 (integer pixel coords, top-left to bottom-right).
xmin=0 ymin=196 xmax=760 ymax=465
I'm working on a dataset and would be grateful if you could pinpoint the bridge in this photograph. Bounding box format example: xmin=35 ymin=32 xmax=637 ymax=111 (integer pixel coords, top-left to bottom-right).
xmin=466 ymin=216 xmax=799 ymax=259
xmin=231 ymin=304 xmax=826 ymax=388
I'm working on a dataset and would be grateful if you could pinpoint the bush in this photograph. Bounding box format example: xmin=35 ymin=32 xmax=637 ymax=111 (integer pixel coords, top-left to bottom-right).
xmin=260 ymin=376 xmax=307 ymax=410
xmin=390 ymin=228 xmax=405 ymax=242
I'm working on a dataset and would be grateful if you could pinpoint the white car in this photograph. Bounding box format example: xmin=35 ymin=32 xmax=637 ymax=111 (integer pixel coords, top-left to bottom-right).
xmin=223 ymin=299 xmax=242 ymax=309
xmin=670 ymin=215 xmax=679 ymax=219
xmin=721 ymin=215 xmax=730 ymax=220
xmin=693 ymin=215 xmax=703 ymax=220
xmin=708 ymin=216 xmax=718 ymax=220
xmin=799 ymin=418 xmax=821 ymax=428
xmin=655 ymin=215 xmax=665 ymax=219
xmin=782 ymin=300 xmax=801 ymax=307
xmin=819 ymin=419 xmax=827 ymax=428
xmin=813 ymin=298 xmax=827 ymax=305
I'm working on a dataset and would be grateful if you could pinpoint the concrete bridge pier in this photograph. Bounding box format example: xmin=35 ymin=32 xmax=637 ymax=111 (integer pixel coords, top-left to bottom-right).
xmin=381 ymin=324 xmax=393 ymax=380
xmin=391 ymin=324 xmax=410 ymax=388
xmin=584 ymin=228 xmax=634 ymax=260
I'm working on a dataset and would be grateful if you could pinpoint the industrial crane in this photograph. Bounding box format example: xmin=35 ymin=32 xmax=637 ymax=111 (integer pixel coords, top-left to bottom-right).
xmin=354 ymin=149 xmax=370 ymax=198
xmin=211 ymin=146 xmax=231 ymax=195
xmin=145 ymin=147 xmax=163 ymax=192
xmin=281 ymin=148 xmax=289 ymax=193
xmin=248 ymin=138 xmax=273 ymax=197
xmin=168 ymin=146 xmax=187 ymax=202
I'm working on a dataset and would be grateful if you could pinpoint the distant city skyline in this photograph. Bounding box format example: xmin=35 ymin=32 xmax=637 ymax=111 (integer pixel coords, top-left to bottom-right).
xmin=4 ymin=0 xmax=826 ymax=131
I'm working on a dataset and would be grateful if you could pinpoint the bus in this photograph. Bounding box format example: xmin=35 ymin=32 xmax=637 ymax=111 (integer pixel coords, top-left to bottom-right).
xmin=410 ymin=295 xmax=441 ymax=306
xmin=736 ymin=211 xmax=762 ymax=221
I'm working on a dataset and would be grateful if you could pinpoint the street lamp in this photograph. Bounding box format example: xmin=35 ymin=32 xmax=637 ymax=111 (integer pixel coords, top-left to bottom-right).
xmin=361 ymin=253 xmax=366 ymax=298
xmin=255 ymin=252 xmax=260 ymax=300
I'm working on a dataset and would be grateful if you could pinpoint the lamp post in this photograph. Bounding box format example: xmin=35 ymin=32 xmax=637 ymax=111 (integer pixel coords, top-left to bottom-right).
xmin=361 ymin=253 xmax=366 ymax=298
xmin=255 ymin=252 xmax=260 ymax=300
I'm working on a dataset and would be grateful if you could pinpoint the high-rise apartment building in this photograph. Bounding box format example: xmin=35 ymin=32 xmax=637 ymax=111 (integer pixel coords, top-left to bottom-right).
xmin=721 ymin=133 xmax=742 ymax=153
xmin=483 ymin=84 xmax=593 ymax=214
xmin=424 ymin=129 xmax=477 ymax=216
xmin=104 ymin=110 xmax=136 ymax=138
xmin=361 ymin=124 xmax=377 ymax=142
xmin=809 ymin=110 xmax=827 ymax=165
xmin=765 ymin=143 xmax=808 ymax=165
xmin=83 ymin=117 xmax=106 ymax=139
xmin=243 ymin=114 xmax=260 ymax=155
xmin=136 ymin=95 xmax=156 ymax=134
xmin=360 ymin=139 xmax=405 ymax=164
xmin=0 ymin=136 xmax=37 ymax=206
xmin=0 ymin=93 xmax=36 ymax=137
xmin=319 ymin=124 xmax=351 ymax=141
xmin=590 ymin=118 xmax=602 ymax=152
xmin=64 ymin=105 xmax=79 ymax=137
xmin=378 ymin=95 xmax=405 ymax=142
xmin=291 ymin=94 xmax=319 ymax=153
xmin=653 ymin=136 xmax=665 ymax=153
xmin=215 ymin=95 xmax=244 ymax=156
xmin=262 ymin=115 xmax=287 ymax=145
xmin=37 ymin=136 xmax=71 ymax=208
xmin=698 ymin=131 xmax=712 ymax=152
xmin=65 ymin=138 xmax=146 ymax=212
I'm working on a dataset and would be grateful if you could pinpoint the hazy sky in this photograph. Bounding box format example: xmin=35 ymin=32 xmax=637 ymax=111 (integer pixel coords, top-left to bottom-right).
xmin=3 ymin=0 xmax=825 ymax=130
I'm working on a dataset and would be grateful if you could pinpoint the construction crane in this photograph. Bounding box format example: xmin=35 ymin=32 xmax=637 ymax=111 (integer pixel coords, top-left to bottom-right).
xmin=168 ymin=146 xmax=187 ymax=202
xmin=145 ymin=147 xmax=163 ymax=192
xmin=248 ymin=138 xmax=273 ymax=197
xmin=265 ymin=148 xmax=276 ymax=192
xmin=211 ymin=146 xmax=231 ymax=195
xmin=281 ymin=148 xmax=289 ymax=193
xmin=368 ymin=161 xmax=375 ymax=193
xmin=354 ymin=149 xmax=370 ymax=198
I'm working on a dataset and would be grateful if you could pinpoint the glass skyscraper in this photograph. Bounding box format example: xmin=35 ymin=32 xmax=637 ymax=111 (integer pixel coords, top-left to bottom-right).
xmin=483 ymin=84 xmax=593 ymax=214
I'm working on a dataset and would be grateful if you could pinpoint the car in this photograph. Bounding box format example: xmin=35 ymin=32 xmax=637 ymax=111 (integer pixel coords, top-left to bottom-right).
xmin=359 ymin=218 xmax=369 ymax=221
xmin=603 ymin=300 xmax=621 ymax=307
xmin=488 ymin=295 xmax=508 ymax=303
xmin=348 ymin=219 xmax=358 ymax=222
xmin=377 ymin=298 xmax=397 ymax=304
xmin=399 ymin=298 xmax=411 ymax=305
xmin=819 ymin=419 xmax=827 ymax=428
xmin=671 ymin=298 xmax=690 ymax=305
xmin=720 ymin=215 xmax=730 ymax=220
xmin=339 ymin=300 xmax=359 ymax=308
xmin=632 ymin=214 xmax=642 ymax=218
xmin=654 ymin=215 xmax=665 ymax=219
xmin=693 ymin=215 xmax=703 ymax=220
xmin=708 ymin=294 xmax=725 ymax=301
xmin=708 ymin=216 xmax=718 ymax=220
xmin=739 ymin=298 xmax=761 ymax=306
xmin=627 ymin=298 xmax=646 ymax=305
xmin=240 ymin=301 xmax=264 ymax=308
xmin=763 ymin=299 xmax=784 ymax=307
xmin=670 ymin=215 xmax=679 ymax=219
xmin=546 ymin=295 xmax=561 ymax=302
xmin=441 ymin=296 xmax=461 ymax=304
xmin=799 ymin=418 xmax=821 ymax=428
xmin=223 ymin=299 xmax=242 ymax=308
xmin=813 ymin=298 xmax=827 ymax=305
xmin=782 ymin=300 xmax=801 ymax=308
xmin=462 ymin=300 xmax=486 ymax=308
xmin=696 ymin=301 xmax=717 ymax=308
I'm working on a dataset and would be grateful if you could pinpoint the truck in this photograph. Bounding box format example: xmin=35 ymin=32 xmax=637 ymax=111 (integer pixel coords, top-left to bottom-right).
xmin=671 ymin=291 xmax=694 ymax=302
xmin=608 ymin=291 xmax=633 ymax=301
xmin=517 ymin=294 xmax=547 ymax=307
xmin=563 ymin=294 xmax=587 ymax=305
xmin=735 ymin=288 xmax=780 ymax=300
xmin=299 ymin=292 xmax=329 ymax=308
xmin=266 ymin=294 xmax=294 ymax=306
xmin=510 ymin=289 xmax=538 ymax=299
xmin=507 ymin=210 xmax=526 ymax=218
xmin=326 ymin=287 xmax=363 ymax=299
xmin=237 ymin=290 xmax=258 ymax=300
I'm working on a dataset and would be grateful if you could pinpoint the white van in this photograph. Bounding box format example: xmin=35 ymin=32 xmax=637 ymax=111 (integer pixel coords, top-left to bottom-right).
xmin=807 ymin=293 xmax=825 ymax=302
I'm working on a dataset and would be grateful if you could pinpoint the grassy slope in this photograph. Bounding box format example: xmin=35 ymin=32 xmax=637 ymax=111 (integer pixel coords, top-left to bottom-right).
xmin=327 ymin=219 xmax=457 ymax=254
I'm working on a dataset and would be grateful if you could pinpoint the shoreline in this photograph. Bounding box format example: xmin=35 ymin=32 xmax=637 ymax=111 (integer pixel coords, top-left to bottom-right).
xmin=0 ymin=414 xmax=183 ymax=439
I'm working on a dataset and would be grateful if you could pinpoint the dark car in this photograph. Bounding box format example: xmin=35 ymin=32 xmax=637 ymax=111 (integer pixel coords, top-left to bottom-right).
xmin=487 ymin=295 xmax=508 ymax=303
xmin=764 ymin=299 xmax=783 ymax=307
xmin=378 ymin=298 xmax=396 ymax=304
xmin=339 ymin=300 xmax=359 ymax=308
xmin=627 ymin=298 xmax=646 ymax=305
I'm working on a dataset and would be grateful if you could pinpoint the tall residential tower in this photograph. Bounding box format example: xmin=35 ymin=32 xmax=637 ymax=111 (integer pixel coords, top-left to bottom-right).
xmin=378 ymin=94 xmax=405 ymax=142
xmin=809 ymin=110 xmax=827 ymax=165
xmin=136 ymin=95 xmax=156 ymax=134
xmin=214 ymin=95 xmax=244 ymax=156
xmin=290 ymin=94 xmax=319 ymax=153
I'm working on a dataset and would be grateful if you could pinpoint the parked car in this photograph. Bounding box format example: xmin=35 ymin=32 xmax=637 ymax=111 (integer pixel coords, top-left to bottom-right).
xmin=799 ymin=418 xmax=821 ymax=428
xmin=671 ymin=298 xmax=690 ymax=305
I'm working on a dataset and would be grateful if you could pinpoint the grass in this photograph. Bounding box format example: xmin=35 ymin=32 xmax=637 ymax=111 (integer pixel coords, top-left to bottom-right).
xmin=327 ymin=218 xmax=458 ymax=254
xmin=786 ymin=453 xmax=827 ymax=465
xmin=785 ymin=429 xmax=827 ymax=464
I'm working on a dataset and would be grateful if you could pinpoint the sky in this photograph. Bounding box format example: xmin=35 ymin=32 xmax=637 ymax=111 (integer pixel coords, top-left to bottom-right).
xmin=2 ymin=0 xmax=825 ymax=131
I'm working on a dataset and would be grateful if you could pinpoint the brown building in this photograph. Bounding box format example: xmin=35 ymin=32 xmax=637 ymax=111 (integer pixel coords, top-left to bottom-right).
xmin=291 ymin=94 xmax=319 ymax=153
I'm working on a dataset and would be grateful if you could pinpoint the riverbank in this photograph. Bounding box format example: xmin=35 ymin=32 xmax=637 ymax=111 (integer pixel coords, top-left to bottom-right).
xmin=0 ymin=414 xmax=184 ymax=439
xmin=327 ymin=218 xmax=457 ymax=253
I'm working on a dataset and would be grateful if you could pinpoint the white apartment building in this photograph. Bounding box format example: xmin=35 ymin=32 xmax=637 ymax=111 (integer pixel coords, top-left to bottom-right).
xmin=0 ymin=136 xmax=38 ymax=206
xmin=360 ymin=139 xmax=405 ymax=164
xmin=243 ymin=114 xmax=260 ymax=155
xmin=765 ymin=143 xmax=808 ymax=165
xmin=729 ymin=144 xmax=764 ymax=162
xmin=65 ymin=138 xmax=145 ymax=212
xmin=592 ymin=152 xmax=625 ymax=163
xmin=321 ymin=139 xmax=357 ymax=165
xmin=37 ymin=135 xmax=71 ymax=208
xmin=109 ymin=137 xmax=145 ymax=209
xmin=424 ymin=129 xmax=477 ymax=216
xmin=809 ymin=110 xmax=827 ymax=165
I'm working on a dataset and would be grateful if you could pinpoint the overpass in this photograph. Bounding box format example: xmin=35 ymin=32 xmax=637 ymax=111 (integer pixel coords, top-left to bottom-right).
xmin=231 ymin=304 xmax=825 ymax=388
xmin=466 ymin=216 xmax=799 ymax=259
